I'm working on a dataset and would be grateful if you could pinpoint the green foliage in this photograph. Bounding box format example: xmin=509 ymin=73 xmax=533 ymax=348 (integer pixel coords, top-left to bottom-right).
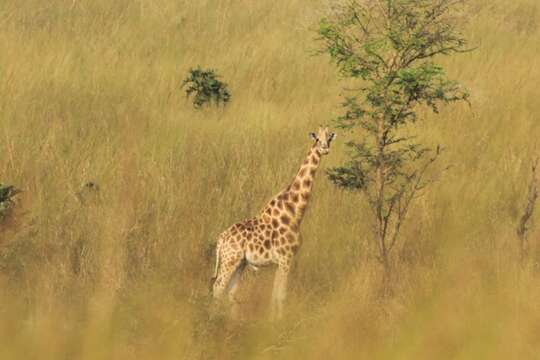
xmin=181 ymin=67 xmax=231 ymax=108
xmin=318 ymin=0 xmax=470 ymax=272
xmin=0 ymin=183 xmax=20 ymax=219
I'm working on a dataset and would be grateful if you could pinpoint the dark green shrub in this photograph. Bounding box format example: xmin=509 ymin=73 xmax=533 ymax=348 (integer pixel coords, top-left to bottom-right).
xmin=181 ymin=67 xmax=231 ymax=108
xmin=0 ymin=183 xmax=21 ymax=219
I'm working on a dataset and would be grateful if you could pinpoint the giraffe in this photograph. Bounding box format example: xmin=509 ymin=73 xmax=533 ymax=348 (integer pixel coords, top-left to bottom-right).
xmin=211 ymin=126 xmax=336 ymax=319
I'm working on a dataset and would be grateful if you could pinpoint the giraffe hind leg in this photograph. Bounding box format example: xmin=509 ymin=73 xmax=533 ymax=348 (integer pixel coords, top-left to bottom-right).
xmin=212 ymin=249 xmax=244 ymax=300
xmin=227 ymin=260 xmax=246 ymax=319
xmin=227 ymin=260 xmax=246 ymax=298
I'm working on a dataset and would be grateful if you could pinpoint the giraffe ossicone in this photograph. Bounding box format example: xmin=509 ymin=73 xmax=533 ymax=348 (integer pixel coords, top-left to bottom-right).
xmin=211 ymin=126 xmax=336 ymax=319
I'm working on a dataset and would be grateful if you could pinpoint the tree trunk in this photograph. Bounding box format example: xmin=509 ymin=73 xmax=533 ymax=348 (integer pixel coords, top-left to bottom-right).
xmin=376 ymin=118 xmax=390 ymax=290
xmin=516 ymin=158 xmax=539 ymax=264
xmin=381 ymin=250 xmax=393 ymax=296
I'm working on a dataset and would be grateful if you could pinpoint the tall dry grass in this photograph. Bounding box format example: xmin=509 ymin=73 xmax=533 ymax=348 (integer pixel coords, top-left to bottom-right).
xmin=1 ymin=0 xmax=540 ymax=358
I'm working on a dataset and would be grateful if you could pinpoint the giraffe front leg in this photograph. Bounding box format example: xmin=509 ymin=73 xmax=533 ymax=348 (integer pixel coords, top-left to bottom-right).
xmin=271 ymin=263 xmax=290 ymax=320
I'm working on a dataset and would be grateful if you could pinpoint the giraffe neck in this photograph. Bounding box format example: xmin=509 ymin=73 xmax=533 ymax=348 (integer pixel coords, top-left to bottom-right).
xmin=261 ymin=145 xmax=322 ymax=228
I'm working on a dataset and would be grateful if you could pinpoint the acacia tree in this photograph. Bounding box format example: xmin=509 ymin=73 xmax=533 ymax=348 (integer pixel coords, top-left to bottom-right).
xmin=317 ymin=0 xmax=470 ymax=280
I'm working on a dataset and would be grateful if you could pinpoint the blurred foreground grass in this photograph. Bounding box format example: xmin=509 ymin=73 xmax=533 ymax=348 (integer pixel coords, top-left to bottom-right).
xmin=1 ymin=0 xmax=540 ymax=358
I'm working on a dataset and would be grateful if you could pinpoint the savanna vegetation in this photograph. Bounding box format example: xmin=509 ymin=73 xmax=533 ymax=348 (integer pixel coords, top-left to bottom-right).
xmin=1 ymin=0 xmax=540 ymax=359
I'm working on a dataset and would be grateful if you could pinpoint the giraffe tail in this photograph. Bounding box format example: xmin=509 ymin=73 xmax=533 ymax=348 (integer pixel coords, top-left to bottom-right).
xmin=211 ymin=238 xmax=221 ymax=286
xmin=210 ymin=237 xmax=221 ymax=296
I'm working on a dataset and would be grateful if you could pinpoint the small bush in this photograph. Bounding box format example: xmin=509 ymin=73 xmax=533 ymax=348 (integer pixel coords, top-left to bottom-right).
xmin=181 ymin=67 xmax=231 ymax=108
xmin=0 ymin=183 xmax=21 ymax=219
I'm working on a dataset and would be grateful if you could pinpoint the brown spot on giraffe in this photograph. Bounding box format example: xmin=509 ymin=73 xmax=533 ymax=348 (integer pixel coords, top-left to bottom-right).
xmin=286 ymin=233 xmax=295 ymax=242
xmin=280 ymin=214 xmax=291 ymax=225
xmin=303 ymin=178 xmax=312 ymax=188
xmin=285 ymin=202 xmax=295 ymax=215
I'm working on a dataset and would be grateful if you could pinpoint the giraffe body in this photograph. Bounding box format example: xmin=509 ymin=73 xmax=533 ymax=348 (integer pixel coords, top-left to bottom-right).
xmin=211 ymin=127 xmax=335 ymax=319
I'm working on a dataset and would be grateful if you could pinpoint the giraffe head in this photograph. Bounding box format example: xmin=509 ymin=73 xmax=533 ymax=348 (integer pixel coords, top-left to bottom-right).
xmin=309 ymin=127 xmax=336 ymax=155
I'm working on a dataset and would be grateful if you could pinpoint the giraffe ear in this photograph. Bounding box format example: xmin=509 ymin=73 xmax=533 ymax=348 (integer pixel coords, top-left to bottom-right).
xmin=329 ymin=132 xmax=336 ymax=142
xmin=309 ymin=132 xmax=318 ymax=141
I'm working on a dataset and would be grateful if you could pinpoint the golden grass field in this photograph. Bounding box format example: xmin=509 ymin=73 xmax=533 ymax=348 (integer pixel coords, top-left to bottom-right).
xmin=1 ymin=0 xmax=540 ymax=358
